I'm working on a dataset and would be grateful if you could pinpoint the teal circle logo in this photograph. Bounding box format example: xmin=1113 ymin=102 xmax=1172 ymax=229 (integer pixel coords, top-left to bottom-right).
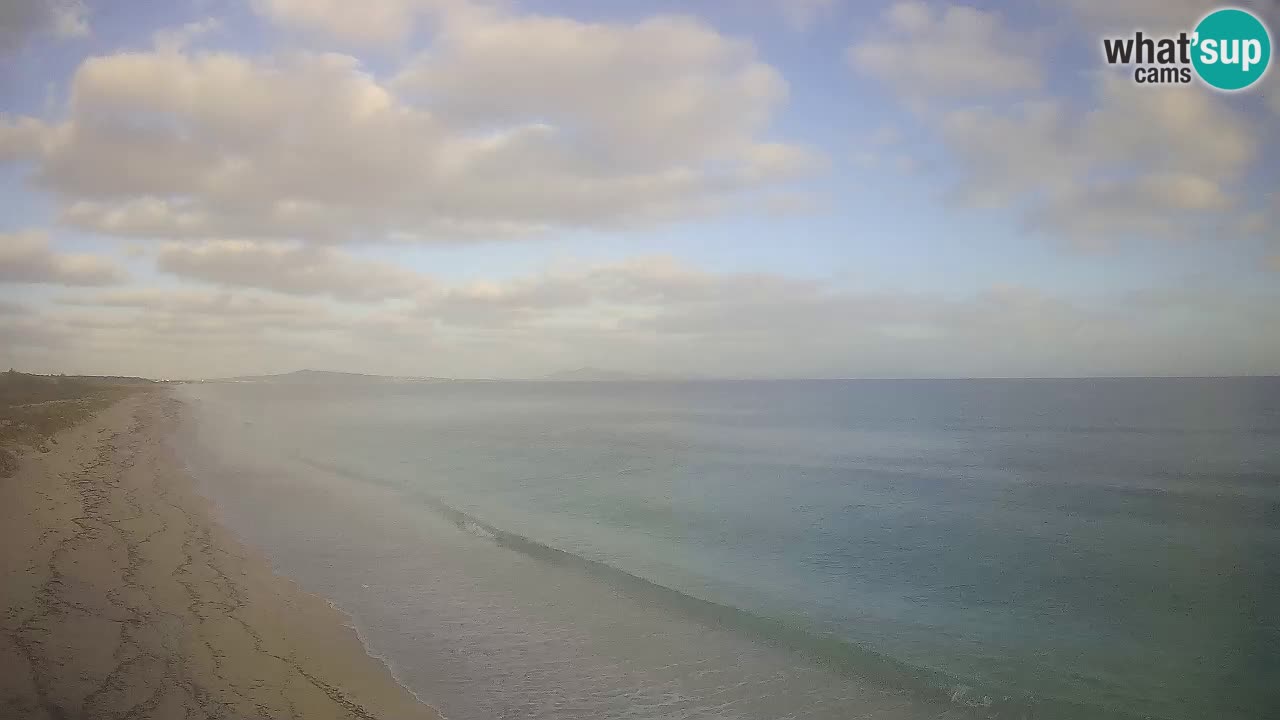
xmin=1192 ymin=8 xmax=1271 ymax=91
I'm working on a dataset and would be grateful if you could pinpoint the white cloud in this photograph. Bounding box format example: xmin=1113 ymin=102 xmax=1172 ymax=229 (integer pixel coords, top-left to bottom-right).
xmin=413 ymin=258 xmax=1279 ymax=379
xmin=7 ymin=257 xmax=1274 ymax=378
xmin=757 ymin=190 xmax=826 ymax=216
xmin=0 ymin=229 xmax=125 ymax=286
xmin=0 ymin=0 xmax=87 ymax=53
xmin=1 ymin=0 xmax=1274 ymax=380
xmin=153 ymin=18 xmax=221 ymax=53
xmin=253 ymin=0 xmax=419 ymax=44
xmin=885 ymin=0 xmax=932 ymax=33
xmin=1067 ymin=0 xmax=1219 ymax=31
xmin=848 ymin=1 xmax=1042 ymax=98
xmin=391 ymin=12 xmax=793 ymax=171
xmin=939 ymin=100 xmax=1085 ymax=207
xmin=12 ymin=287 xmax=382 ymax=377
xmin=62 ymin=287 xmax=323 ymax=318
xmin=740 ymin=142 xmax=829 ymax=181
xmin=844 ymin=1 xmax=1267 ymax=246
xmin=777 ymin=0 xmax=836 ymax=31
xmin=1027 ymin=173 xmax=1234 ymax=246
xmin=156 ymin=240 xmax=432 ymax=301
xmin=1264 ymin=73 xmax=1280 ymax=115
xmin=250 ymin=0 xmax=476 ymax=46
xmin=934 ymin=71 xmax=1260 ymax=242
xmin=419 ymin=256 xmax=721 ymax=329
xmin=1080 ymin=74 xmax=1257 ymax=182
xmin=1133 ymin=173 xmax=1233 ymax=212
xmin=63 ymin=198 xmax=220 ymax=238
xmin=49 ymin=1 xmax=86 ymax=37
xmin=868 ymin=126 xmax=901 ymax=146
xmin=0 ymin=115 xmax=48 ymax=162
xmin=2 ymin=7 xmax=815 ymax=243
xmin=0 ymin=314 xmax=71 ymax=356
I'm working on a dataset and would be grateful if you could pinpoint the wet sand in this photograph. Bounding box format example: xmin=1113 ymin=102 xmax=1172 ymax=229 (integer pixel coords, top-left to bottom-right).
xmin=0 ymin=390 xmax=440 ymax=720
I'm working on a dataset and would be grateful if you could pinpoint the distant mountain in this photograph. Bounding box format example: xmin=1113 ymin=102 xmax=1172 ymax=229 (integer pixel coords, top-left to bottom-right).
xmin=543 ymin=367 xmax=670 ymax=381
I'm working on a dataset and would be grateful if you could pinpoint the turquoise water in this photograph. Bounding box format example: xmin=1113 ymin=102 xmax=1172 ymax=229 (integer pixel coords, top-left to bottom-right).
xmin=175 ymin=378 xmax=1280 ymax=719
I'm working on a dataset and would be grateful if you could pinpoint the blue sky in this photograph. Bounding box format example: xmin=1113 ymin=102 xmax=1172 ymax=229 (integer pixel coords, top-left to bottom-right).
xmin=0 ymin=0 xmax=1277 ymax=378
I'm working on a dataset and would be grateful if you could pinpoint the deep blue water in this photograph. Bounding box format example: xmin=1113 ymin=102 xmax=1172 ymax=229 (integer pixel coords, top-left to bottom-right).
xmin=175 ymin=378 xmax=1280 ymax=720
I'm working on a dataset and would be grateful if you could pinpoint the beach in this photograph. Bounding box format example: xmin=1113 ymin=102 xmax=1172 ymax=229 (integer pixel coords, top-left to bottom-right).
xmin=4 ymin=378 xmax=1274 ymax=720
xmin=0 ymin=389 xmax=439 ymax=720
xmin=175 ymin=378 xmax=1279 ymax=720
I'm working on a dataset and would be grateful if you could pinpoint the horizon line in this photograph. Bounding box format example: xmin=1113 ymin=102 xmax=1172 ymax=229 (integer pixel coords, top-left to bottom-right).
xmin=11 ymin=368 xmax=1279 ymax=383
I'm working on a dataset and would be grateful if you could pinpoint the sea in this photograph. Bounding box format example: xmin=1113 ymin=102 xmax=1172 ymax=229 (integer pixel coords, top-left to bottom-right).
xmin=172 ymin=377 xmax=1280 ymax=720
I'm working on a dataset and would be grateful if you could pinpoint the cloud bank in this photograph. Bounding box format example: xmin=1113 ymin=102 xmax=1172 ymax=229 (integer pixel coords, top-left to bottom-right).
xmin=0 ymin=0 xmax=1275 ymax=379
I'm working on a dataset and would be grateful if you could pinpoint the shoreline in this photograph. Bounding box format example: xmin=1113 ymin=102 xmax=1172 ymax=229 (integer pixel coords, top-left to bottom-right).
xmin=0 ymin=390 xmax=441 ymax=720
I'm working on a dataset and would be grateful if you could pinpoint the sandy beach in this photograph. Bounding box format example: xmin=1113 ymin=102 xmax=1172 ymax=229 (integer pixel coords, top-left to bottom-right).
xmin=0 ymin=389 xmax=440 ymax=720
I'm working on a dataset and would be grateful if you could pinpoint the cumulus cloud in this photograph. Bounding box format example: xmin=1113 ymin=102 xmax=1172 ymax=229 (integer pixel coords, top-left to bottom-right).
xmin=1 ymin=4 xmax=816 ymax=243
xmin=0 ymin=287 xmax=383 ymax=377
xmin=60 ymin=287 xmax=325 ymax=319
xmin=250 ymin=0 xmax=475 ymax=46
xmin=938 ymin=72 xmax=1255 ymax=187
xmin=868 ymin=126 xmax=901 ymax=146
xmin=1027 ymin=173 xmax=1234 ymax=246
xmin=0 ymin=230 xmax=125 ymax=286
xmin=253 ymin=0 xmax=421 ymax=44
xmin=847 ymin=1 xmax=1042 ymax=98
xmin=156 ymin=240 xmax=431 ymax=301
xmin=1080 ymin=74 xmax=1257 ymax=183
xmin=0 ymin=314 xmax=71 ymax=359
xmin=391 ymin=12 xmax=795 ymax=171
xmin=1068 ymin=0 xmax=1228 ymax=30
xmin=845 ymin=1 xmax=1267 ymax=246
xmin=419 ymin=256 xmax=744 ymax=329
xmin=777 ymin=0 xmax=836 ymax=31
xmin=0 ymin=0 xmax=88 ymax=53
xmin=152 ymin=18 xmax=221 ymax=53
xmin=1 ymin=0 xmax=1274 ymax=380
xmin=6 ymin=257 xmax=1275 ymax=378
xmin=934 ymin=71 xmax=1258 ymax=243
xmin=413 ymin=258 xmax=1280 ymax=379
xmin=1265 ymin=73 xmax=1280 ymax=116
xmin=0 ymin=116 xmax=47 ymax=162
xmin=939 ymin=99 xmax=1085 ymax=207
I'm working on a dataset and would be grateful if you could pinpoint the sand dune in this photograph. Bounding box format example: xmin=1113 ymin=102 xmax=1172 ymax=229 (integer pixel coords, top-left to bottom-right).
xmin=0 ymin=391 xmax=439 ymax=720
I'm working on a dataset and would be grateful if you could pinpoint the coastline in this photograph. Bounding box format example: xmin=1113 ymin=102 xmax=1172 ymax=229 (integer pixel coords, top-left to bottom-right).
xmin=0 ymin=389 xmax=441 ymax=720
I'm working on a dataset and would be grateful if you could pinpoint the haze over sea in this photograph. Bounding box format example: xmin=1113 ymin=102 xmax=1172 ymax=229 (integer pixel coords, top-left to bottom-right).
xmin=174 ymin=377 xmax=1279 ymax=720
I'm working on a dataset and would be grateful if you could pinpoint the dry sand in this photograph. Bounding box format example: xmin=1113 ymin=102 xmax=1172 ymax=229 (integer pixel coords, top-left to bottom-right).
xmin=0 ymin=390 xmax=441 ymax=720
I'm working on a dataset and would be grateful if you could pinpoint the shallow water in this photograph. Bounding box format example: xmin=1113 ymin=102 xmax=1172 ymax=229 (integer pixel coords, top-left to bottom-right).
xmin=174 ymin=378 xmax=1280 ymax=720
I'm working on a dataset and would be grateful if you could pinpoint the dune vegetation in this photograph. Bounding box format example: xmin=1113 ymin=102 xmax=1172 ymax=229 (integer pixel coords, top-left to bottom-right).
xmin=0 ymin=370 xmax=153 ymax=476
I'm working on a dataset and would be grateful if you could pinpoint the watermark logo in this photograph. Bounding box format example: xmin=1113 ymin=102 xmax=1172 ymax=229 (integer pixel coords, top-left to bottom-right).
xmin=1102 ymin=6 xmax=1271 ymax=91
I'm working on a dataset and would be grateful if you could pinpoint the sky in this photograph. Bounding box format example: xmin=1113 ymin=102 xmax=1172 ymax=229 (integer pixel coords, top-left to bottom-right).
xmin=0 ymin=0 xmax=1277 ymax=379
